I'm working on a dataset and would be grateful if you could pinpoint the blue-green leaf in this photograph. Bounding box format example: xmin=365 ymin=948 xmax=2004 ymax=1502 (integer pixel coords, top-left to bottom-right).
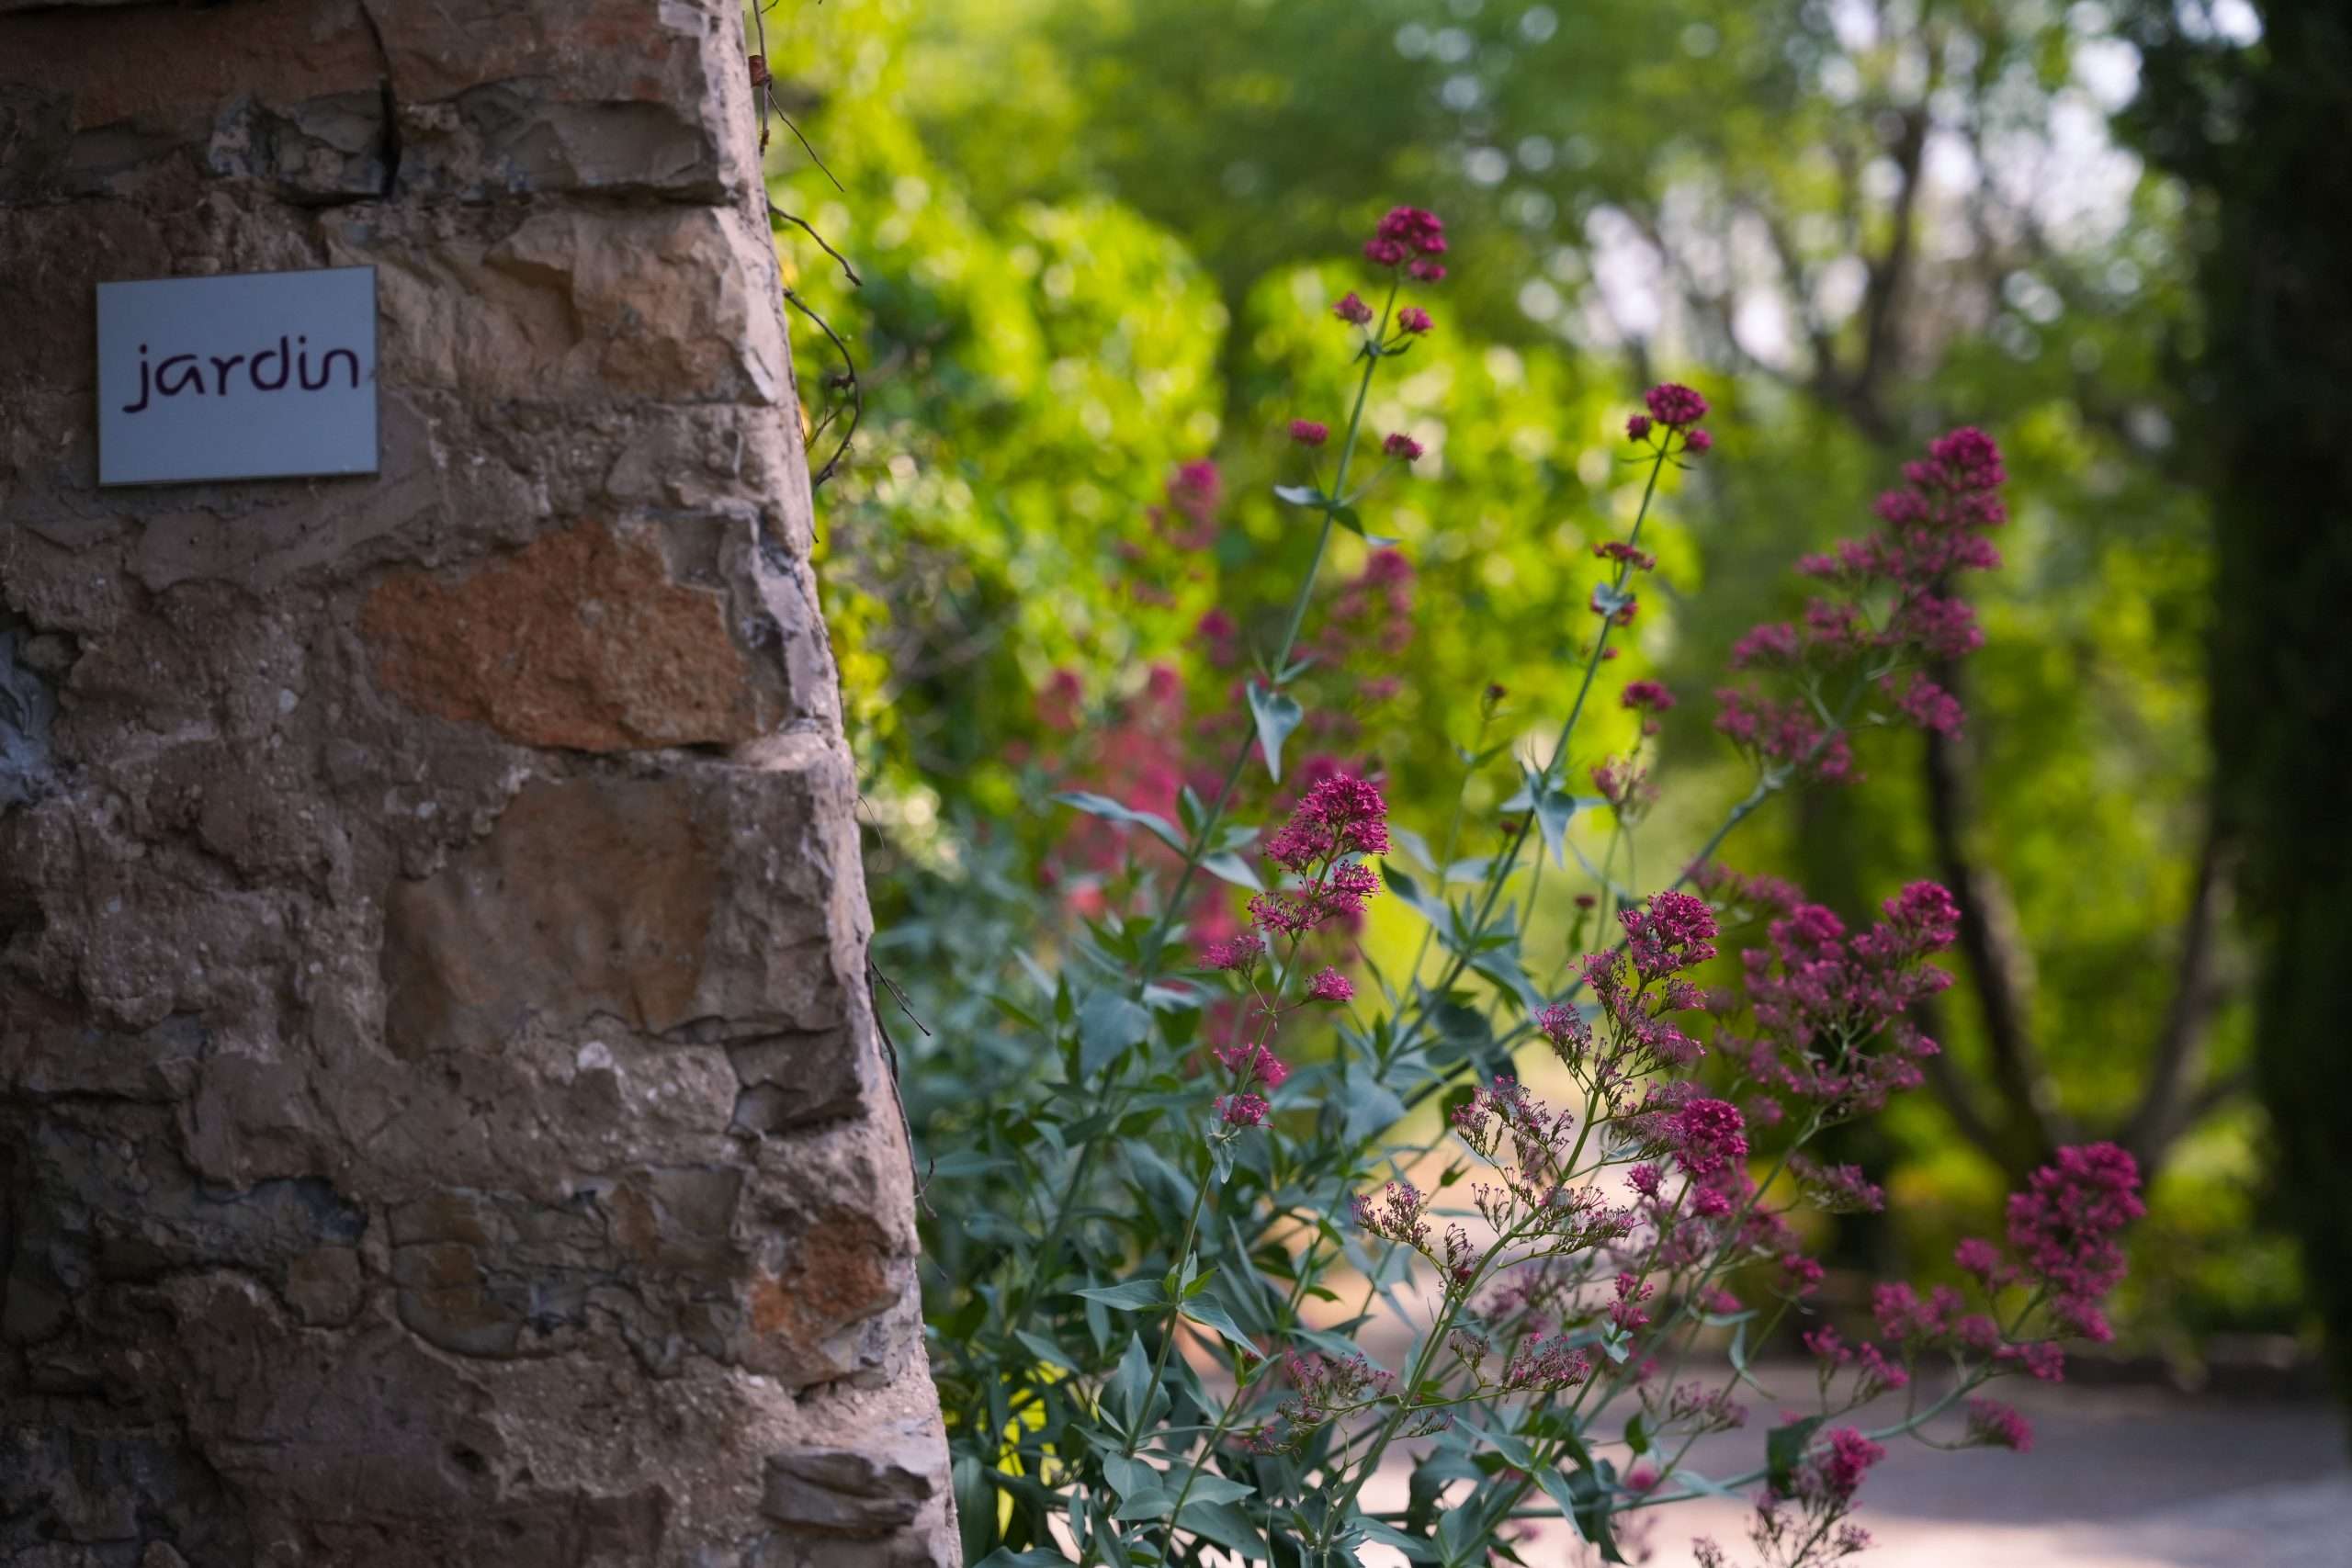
xmin=1075 ymin=1278 xmax=1166 ymax=1311
xmin=1178 ymin=1497 xmax=1267 ymax=1560
xmin=1510 ymin=761 xmax=1579 ymax=869
xmin=1766 ymin=1415 xmax=1826 ymax=1496
xmin=1200 ymin=851 xmax=1264 ymax=891
xmin=1179 ymin=1285 xmax=1258 ymax=1354
xmin=1078 ymin=990 xmax=1152 ymax=1076
xmin=1054 ymin=791 xmax=1188 ymax=854
xmin=1380 ymin=861 xmax=1451 ymax=927
xmin=1246 ymin=681 xmax=1304 ymax=783
xmin=1181 ymin=1473 xmax=1257 ymax=1506
xmin=1272 ymin=483 xmax=1328 ymax=508
xmin=1111 ymin=1333 xmax=1153 ymax=1428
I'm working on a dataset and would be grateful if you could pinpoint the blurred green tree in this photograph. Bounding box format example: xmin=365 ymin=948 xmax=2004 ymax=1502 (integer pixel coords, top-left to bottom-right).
xmin=2123 ymin=0 xmax=2352 ymax=1417
xmin=762 ymin=0 xmax=2298 ymax=1353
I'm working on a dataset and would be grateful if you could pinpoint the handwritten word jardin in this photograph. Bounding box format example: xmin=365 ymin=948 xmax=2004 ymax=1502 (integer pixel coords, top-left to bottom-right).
xmin=121 ymin=334 xmax=364 ymax=413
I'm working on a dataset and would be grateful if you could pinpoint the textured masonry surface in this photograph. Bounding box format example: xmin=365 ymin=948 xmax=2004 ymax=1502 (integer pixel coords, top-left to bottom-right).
xmin=0 ymin=2 xmax=956 ymax=1562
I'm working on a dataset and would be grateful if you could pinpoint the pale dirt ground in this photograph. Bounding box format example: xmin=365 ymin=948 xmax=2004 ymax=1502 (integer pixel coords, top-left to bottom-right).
xmin=1351 ymin=1374 xmax=2352 ymax=1568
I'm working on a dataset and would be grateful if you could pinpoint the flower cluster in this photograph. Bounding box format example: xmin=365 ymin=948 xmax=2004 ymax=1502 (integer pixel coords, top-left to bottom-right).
xmin=966 ymin=197 xmax=2158 ymax=1568
xmin=1999 ymin=1141 xmax=2145 ymax=1344
xmin=1717 ymin=426 xmax=2009 ymax=773
xmin=1244 ymin=773 xmax=1390 ymax=937
xmin=1552 ymin=894 xmax=1720 ymax=1102
xmin=1363 ymin=204 xmax=1448 ymax=278
xmin=1724 ymin=880 xmax=1962 ymax=1122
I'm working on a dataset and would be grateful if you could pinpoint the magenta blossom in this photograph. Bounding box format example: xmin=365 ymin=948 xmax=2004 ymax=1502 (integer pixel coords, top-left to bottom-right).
xmin=1264 ymin=773 xmax=1392 ymax=869
xmin=1201 ymin=933 xmax=1264 ymax=973
xmin=1384 ymin=432 xmax=1425 ymax=462
xmin=1621 ymin=679 xmax=1676 ymax=714
xmin=1333 ymin=291 xmax=1374 ymax=325
xmin=1307 ymin=967 xmax=1355 ymax=1003
xmin=1645 ymin=382 xmax=1710 ymax=428
xmin=1290 ymin=418 xmax=1329 ymax=447
xmin=1369 ymin=205 xmax=1447 ymax=261
xmin=1217 ymin=1093 xmax=1270 ymax=1128
xmin=1214 ymin=1041 xmax=1291 ymax=1090
xmin=1966 ymin=1398 xmax=2034 ymax=1453
xmin=1396 ymin=305 xmax=1433 ymax=335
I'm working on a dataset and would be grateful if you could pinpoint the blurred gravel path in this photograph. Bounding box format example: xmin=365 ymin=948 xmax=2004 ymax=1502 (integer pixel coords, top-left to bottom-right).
xmin=1355 ymin=1375 xmax=2351 ymax=1567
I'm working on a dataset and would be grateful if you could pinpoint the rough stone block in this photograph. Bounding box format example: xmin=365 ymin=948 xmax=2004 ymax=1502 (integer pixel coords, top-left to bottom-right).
xmin=361 ymin=520 xmax=780 ymax=750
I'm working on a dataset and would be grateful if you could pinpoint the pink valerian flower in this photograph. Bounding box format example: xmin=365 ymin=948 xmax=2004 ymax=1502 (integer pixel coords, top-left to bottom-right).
xmin=1626 ymin=413 xmax=1654 ymax=442
xmin=1999 ymin=1340 xmax=2068 ymax=1382
xmin=1244 ymin=1351 xmax=1400 ymax=1455
xmin=1591 ymin=755 xmax=1654 ymax=814
xmin=1804 ymin=1324 xmax=1852 ymax=1368
xmin=1311 ymin=548 xmax=1417 ymax=668
xmin=1874 ymin=1280 xmax=1968 ymax=1346
xmin=1384 ymin=431 xmax=1425 ymax=462
xmin=1722 ymin=426 xmax=2009 ymax=761
xmin=1798 ymin=1428 xmax=1884 ymax=1506
xmin=1780 ymin=1253 xmax=1826 ymax=1297
xmin=1395 ymin=305 xmax=1433 ymax=335
xmin=1289 ymin=418 xmax=1329 ymax=446
xmin=1333 ymin=290 xmax=1374 ymax=325
xmin=1622 ymin=890 xmax=1719 ymax=981
xmin=1501 ymin=1335 xmax=1595 ymax=1392
xmin=1214 ymin=1041 xmax=1291 ymax=1089
xmin=1158 ymin=459 xmax=1222 ymax=549
xmin=1249 ymin=860 xmax=1379 ymax=936
xmin=1714 ymin=689 xmax=1857 ymax=785
xmin=1645 ymin=382 xmax=1710 ymax=428
xmin=1966 ymin=1397 xmax=2035 ymax=1453
xmin=2005 ymin=1142 xmax=2144 ymax=1325
xmin=1352 ymin=1179 xmax=1432 ymax=1249
xmin=1038 ymin=668 xmax=1084 ymax=731
xmin=1788 ymin=1154 xmax=1886 ymax=1213
xmin=1854 ymin=1340 xmax=1909 ymax=1397
xmin=1611 ymin=1271 xmax=1656 ymax=1332
xmin=1535 ymin=1001 xmax=1590 ymax=1063
xmin=1201 ymin=933 xmax=1265 ymax=972
xmin=1885 ymin=671 xmax=1965 ymax=737
xmin=1955 ymin=1314 xmax=2002 ymax=1353
xmin=1891 ymin=592 xmax=1983 ymax=659
xmin=1691 ymin=863 xmax=1806 ymax=917
xmin=1667 ymin=1380 xmax=1748 ymax=1434
xmin=1622 ymin=679 xmax=1677 ymax=714
xmin=1683 ymin=428 xmax=1713 ymax=455
xmin=1729 ymin=879 xmax=1960 ymax=1118
xmin=1263 ymin=773 xmax=1392 ymax=869
xmin=1368 ymin=204 xmax=1447 ymax=263
xmin=1671 ymin=1098 xmax=1748 ymax=1180
xmin=1216 ymin=1092 xmax=1270 ymax=1127
xmin=1594 ymin=539 xmax=1658 ymax=571
xmin=1729 ymin=622 xmax=1802 ymax=669
xmin=1306 ymin=967 xmax=1354 ymax=1003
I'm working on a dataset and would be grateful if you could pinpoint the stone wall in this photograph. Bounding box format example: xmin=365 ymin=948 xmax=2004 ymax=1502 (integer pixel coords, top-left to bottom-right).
xmin=0 ymin=2 xmax=955 ymax=1563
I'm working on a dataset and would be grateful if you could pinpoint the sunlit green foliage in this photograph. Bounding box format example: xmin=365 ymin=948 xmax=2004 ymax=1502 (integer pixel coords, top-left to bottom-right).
xmin=760 ymin=0 xmax=2291 ymax=1356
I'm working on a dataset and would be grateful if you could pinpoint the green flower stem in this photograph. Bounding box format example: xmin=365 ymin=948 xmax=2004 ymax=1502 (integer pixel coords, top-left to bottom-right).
xmin=1308 ymin=1211 xmax=1539 ymax=1565
xmin=1141 ymin=275 xmax=1401 ymax=972
xmin=1001 ymin=283 xmax=1408 ymax=1437
xmin=1129 ymin=1166 xmax=1216 ymax=1454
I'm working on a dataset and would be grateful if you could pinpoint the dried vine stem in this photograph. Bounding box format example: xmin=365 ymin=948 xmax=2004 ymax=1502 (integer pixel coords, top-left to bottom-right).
xmin=748 ymin=0 xmax=862 ymax=491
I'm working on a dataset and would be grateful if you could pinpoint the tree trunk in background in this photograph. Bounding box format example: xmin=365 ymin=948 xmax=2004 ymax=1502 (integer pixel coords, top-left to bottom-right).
xmin=0 ymin=1 xmax=956 ymax=1561
xmin=2130 ymin=0 xmax=2352 ymax=1427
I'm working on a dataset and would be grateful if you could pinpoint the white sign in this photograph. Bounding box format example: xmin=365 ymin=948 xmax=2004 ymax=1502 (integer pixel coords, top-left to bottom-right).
xmin=96 ymin=266 xmax=379 ymax=487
